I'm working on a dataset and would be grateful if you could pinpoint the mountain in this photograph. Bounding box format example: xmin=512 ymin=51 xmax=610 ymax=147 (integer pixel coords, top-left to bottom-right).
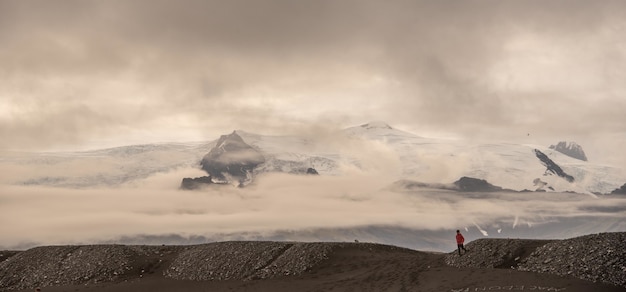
xmin=200 ymin=131 xmax=265 ymax=186
xmin=550 ymin=141 xmax=588 ymax=161
xmin=1 ymin=142 xmax=214 ymax=188
xmin=5 ymin=121 xmax=624 ymax=194
xmin=339 ymin=123 xmax=624 ymax=194
xmin=232 ymin=131 xmax=335 ymax=176
xmin=3 ymin=123 xmax=626 ymax=256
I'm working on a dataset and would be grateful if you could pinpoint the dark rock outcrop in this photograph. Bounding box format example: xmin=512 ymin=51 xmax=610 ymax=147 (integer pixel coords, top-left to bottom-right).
xmin=550 ymin=141 xmax=588 ymax=161
xmin=390 ymin=178 xmax=510 ymax=193
xmin=453 ymin=176 xmax=504 ymax=192
xmin=180 ymin=176 xmax=212 ymax=190
xmin=534 ymin=149 xmax=575 ymax=182
xmin=611 ymin=183 xmax=626 ymax=195
xmin=200 ymin=131 xmax=265 ymax=186
xmin=306 ymin=167 xmax=319 ymax=175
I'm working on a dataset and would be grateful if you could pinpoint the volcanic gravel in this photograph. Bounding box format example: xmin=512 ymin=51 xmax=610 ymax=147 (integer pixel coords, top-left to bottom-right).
xmin=2 ymin=234 xmax=625 ymax=291
xmin=0 ymin=245 xmax=149 ymax=291
xmin=444 ymin=232 xmax=626 ymax=288
xmin=444 ymin=238 xmax=553 ymax=269
xmin=164 ymin=241 xmax=334 ymax=280
xmin=0 ymin=241 xmax=337 ymax=290
xmin=518 ymin=233 xmax=626 ymax=288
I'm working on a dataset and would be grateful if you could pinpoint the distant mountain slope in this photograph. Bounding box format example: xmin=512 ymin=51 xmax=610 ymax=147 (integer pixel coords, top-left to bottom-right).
xmin=2 ymin=121 xmax=624 ymax=194
xmin=550 ymin=141 xmax=588 ymax=161
xmin=237 ymin=130 xmax=341 ymax=176
xmin=1 ymin=142 xmax=213 ymax=188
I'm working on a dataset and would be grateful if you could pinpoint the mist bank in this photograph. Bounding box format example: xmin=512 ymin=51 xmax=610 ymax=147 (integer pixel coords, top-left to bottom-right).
xmin=1 ymin=170 xmax=625 ymax=251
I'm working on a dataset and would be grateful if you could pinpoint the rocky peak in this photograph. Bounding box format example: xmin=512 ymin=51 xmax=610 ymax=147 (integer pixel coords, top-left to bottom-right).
xmin=200 ymin=131 xmax=265 ymax=186
xmin=549 ymin=141 xmax=588 ymax=161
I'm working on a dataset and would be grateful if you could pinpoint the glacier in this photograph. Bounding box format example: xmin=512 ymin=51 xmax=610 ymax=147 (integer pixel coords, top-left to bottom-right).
xmin=1 ymin=122 xmax=625 ymax=251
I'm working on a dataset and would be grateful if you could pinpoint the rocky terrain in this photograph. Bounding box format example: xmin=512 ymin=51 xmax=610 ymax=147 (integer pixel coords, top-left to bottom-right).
xmin=164 ymin=242 xmax=334 ymax=281
xmin=518 ymin=233 xmax=626 ymax=288
xmin=1 ymin=233 xmax=625 ymax=291
xmin=0 ymin=245 xmax=149 ymax=290
xmin=445 ymin=232 xmax=626 ymax=288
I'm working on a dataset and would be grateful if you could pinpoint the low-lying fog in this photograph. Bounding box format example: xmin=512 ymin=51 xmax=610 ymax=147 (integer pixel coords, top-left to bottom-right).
xmin=1 ymin=167 xmax=625 ymax=251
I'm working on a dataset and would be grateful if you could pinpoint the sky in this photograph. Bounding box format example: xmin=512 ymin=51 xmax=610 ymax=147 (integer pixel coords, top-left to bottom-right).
xmin=1 ymin=0 xmax=625 ymax=160
xmin=1 ymin=0 xmax=626 ymax=249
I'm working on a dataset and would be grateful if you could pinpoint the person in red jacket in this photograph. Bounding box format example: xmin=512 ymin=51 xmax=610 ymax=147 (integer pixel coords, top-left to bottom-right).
xmin=456 ymin=230 xmax=468 ymax=256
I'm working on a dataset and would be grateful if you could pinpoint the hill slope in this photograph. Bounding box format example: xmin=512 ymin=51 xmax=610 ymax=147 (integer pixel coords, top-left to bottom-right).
xmin=1 ymin=233 xmax=625 ymax=292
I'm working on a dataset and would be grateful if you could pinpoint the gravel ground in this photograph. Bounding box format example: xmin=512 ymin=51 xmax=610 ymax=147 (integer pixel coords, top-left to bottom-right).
xmin=2 ymin=234 xmax=625 ymax=291
xmin=444 ymin=232 xmax=626 ymax=288
xmin=444 ymin=238 xmax=553 ymax=269
xmin=164 ymin=241 xmax=334 ymax=280
xmin=0 ymin=241 xmax=337 ymax=290
xmin=0 ymin=245 xmax=149 ymax=290
xmin=518 ymin=233 xmax=626 ymax=288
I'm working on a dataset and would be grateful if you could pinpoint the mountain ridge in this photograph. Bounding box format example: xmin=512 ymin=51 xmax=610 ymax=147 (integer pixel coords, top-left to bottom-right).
xmin=183 ymin=122 xmax=625 ymax=194
xmin=4 ymin=121 xmax=624 ymax=194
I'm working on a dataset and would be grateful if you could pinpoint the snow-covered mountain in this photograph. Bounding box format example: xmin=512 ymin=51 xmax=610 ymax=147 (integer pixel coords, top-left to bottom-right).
xmin=0 ymin=142 xmax=214 ymax=188
xmin=188 ymin=121 xmax=624 ymax=194
xmin=2 ymin=122 xmax=626 ymax=251
xmin=339 ymin=122 xmax=623 ymax=194
xmin=2 ymin=121 xmax=625 ymax=194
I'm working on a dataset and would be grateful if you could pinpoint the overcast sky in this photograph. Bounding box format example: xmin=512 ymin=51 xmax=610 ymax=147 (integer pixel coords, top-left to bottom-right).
xmin=1 ymin=0 xmax=625 ymax=163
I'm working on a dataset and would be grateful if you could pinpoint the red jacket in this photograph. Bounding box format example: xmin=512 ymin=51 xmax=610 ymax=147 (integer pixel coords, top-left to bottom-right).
xmin=456 ymin=233 xmax=465 ymax=244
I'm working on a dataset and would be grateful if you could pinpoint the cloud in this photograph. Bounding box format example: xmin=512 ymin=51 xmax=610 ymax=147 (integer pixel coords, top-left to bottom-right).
xmin=1 ymin=167 xmax=625 ymax=249
xmin=1 ymin=0 xmax=625 ymax=155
